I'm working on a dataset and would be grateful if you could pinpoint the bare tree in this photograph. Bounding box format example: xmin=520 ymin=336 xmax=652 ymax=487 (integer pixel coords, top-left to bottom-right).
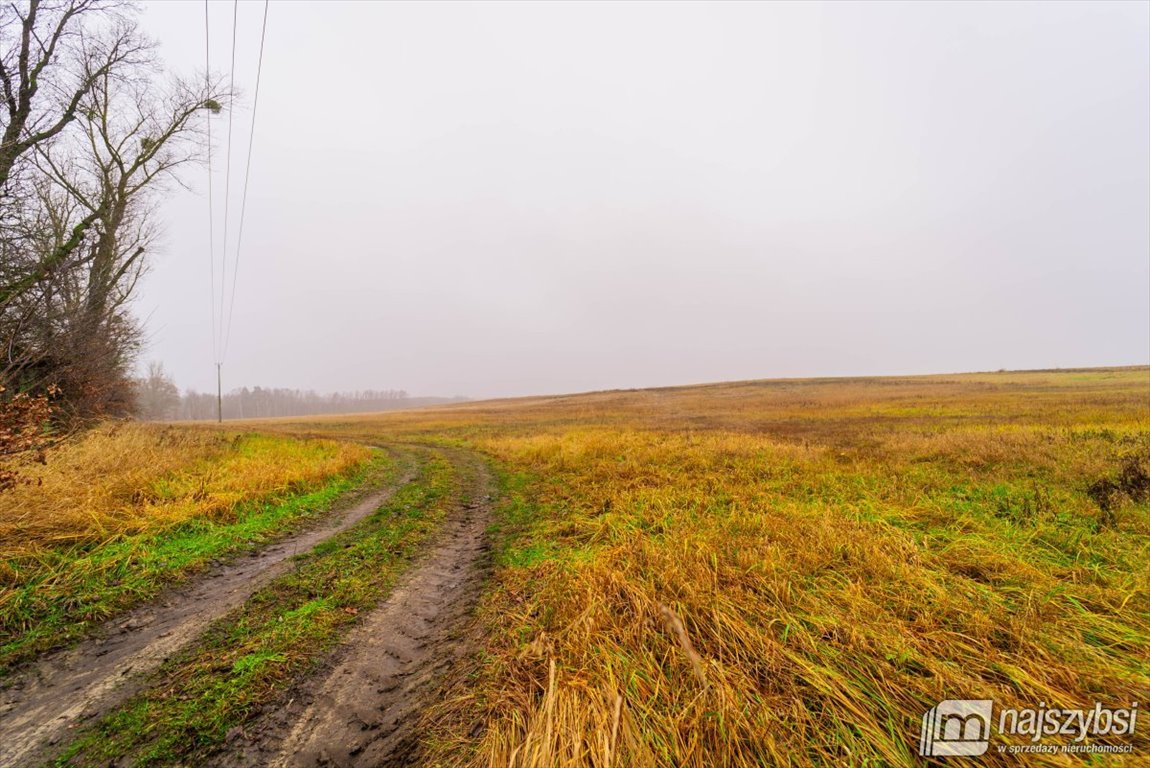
xmin=0 ymin=0 xmax=144 ymax=192
xmin=132 ymin=359 xmax=177 ymax=420
xmin=0 ymin=0 xmax=224 ymax=438
xmin=24 ymin=61 xmax=222 ymax=418
xmin=37 ymin=63 xmax=221 ymax=317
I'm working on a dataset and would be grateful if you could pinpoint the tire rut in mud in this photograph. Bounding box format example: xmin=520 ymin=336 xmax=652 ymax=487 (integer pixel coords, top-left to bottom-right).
xmin=217 ymin=448 xmax=494 ymax=768
xmin=0 ymin=449 xmax=420 ymax=768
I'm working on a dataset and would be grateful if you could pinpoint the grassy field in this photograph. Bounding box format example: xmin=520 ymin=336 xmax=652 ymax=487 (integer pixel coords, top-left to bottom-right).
xmin=0 ymin=423 xmax=373 ymax=672
xmin=5 ymin=368 xmax=1148 ymax=766
xmin=255 ymin=367 xmax=1150 ymax=766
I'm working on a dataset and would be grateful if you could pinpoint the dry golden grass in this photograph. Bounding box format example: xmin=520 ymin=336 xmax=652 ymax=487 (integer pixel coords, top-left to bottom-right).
xmin=0 ymin=421 xmax=373 ymax=672
xmin=0 ymin=422 xmax=370 ymax=557
xmin=251 ymin=367 xmax=1150 ymax=766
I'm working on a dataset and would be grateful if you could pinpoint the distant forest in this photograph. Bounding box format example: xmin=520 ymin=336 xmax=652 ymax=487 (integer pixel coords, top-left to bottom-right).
xmin=134 ymin=364 xmax=466 ymax=421
xmin=178 ymin=388 xmax=469 ymax=421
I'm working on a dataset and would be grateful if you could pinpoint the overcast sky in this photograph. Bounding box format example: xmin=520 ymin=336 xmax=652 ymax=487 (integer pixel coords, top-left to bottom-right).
xmin=137 ymin=0 xmax=1149 ymax=400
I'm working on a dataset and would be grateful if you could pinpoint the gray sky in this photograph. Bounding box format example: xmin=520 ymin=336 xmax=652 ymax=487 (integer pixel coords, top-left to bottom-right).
xmin=137 ymin=0 xmax=1149 ymax=400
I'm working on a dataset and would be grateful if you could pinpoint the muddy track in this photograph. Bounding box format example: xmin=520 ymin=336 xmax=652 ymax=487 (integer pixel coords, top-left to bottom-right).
xmin=0 ymin=448 xmax=421 ymax=768
xmin=217 ymin=448 xmax=494 ymax=768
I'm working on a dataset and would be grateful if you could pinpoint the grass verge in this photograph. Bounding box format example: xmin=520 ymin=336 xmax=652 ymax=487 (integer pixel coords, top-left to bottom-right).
xmin=0 ymin=431 xmax=378 ymax=675
xmin=0 ymin=423 xmax=372 ymax=550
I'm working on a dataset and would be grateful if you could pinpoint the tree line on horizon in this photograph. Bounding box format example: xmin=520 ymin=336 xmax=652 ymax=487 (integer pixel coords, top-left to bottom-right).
xmin=132 ymin=362 xmax=462 ymax=422
xmin=175 ymin=387 xmax=417 ymax=422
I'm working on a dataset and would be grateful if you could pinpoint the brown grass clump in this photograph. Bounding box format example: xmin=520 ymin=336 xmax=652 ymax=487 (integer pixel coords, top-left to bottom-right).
xmin=0 ymin=384 xmax=58 ymax=492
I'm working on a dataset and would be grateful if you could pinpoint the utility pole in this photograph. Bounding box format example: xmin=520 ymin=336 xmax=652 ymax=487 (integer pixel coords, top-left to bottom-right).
xmin=217 ymin=362 xmax=222 ymax=423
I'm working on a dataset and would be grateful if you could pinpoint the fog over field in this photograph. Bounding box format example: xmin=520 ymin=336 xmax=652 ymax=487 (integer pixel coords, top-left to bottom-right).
xmin=138 ymin=1 xmax=1150 ymax=399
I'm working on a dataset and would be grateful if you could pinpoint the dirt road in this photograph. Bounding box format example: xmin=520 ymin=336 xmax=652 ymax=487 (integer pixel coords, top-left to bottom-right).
xmin=217 ymin=449 xmax=493 ymax=767
xmin=0 ymin=448 xmax=429 ymax=768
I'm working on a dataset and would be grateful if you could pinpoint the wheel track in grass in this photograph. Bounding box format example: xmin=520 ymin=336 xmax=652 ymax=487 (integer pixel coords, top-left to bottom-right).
xmin=0 ymin=447 xmax=422 ymax=768
xmin=216 ymin=446 xmax=494 ymax=768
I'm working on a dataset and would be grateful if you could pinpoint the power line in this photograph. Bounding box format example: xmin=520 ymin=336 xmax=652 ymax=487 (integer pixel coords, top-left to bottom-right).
xmin=217 ymin=0 xmax=239 ymax=361
xmin=202 ymin=0 xmax=270 ymax=420
xmin=221 ymin=0 xmax=269 ymax=361
xmin=204 ymin=0 xmax=217 ymax=364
